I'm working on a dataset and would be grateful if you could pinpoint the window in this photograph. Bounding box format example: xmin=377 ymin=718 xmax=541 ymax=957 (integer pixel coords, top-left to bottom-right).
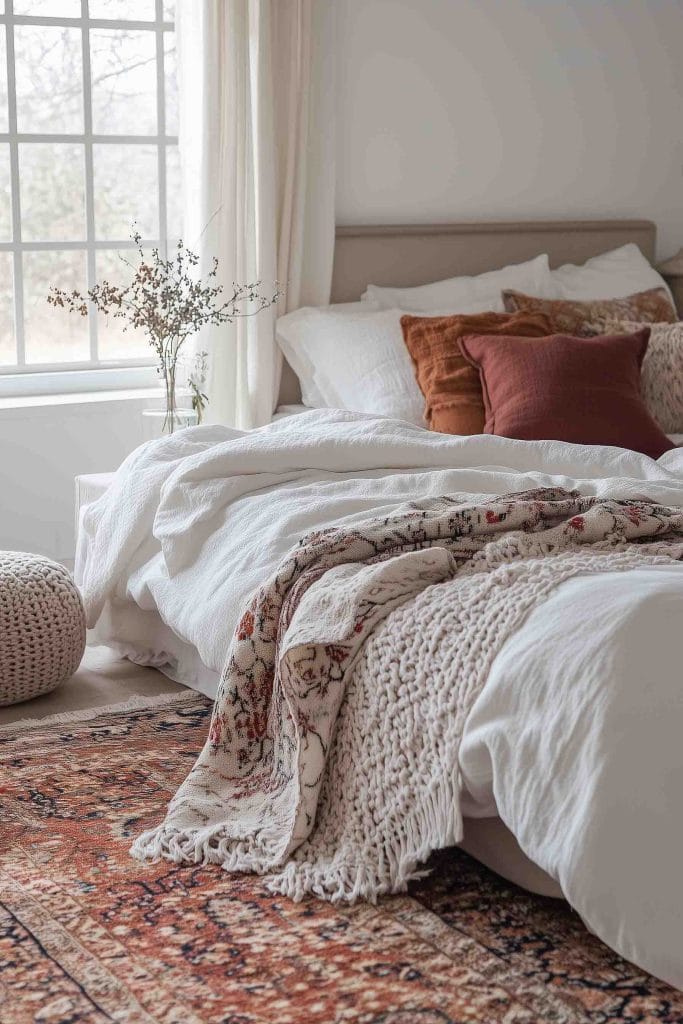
xmin=0 ymin=0 xmax=178 ymax=396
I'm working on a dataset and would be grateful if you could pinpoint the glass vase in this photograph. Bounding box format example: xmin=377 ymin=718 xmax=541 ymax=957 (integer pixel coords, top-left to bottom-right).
xmin=142 ymin=362 xmax=200 ymax=439
xmin=141 ymin=406 xmax=199 ymax=440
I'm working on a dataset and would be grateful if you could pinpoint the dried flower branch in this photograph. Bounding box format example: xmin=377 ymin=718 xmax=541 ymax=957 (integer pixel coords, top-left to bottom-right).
xmin=48 ymin=229 xmax=279 ymax=431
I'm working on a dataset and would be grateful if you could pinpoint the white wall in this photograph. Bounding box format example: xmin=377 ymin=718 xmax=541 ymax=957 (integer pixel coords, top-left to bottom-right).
xmin=335 ymin=0 xmax=683 ymax=260
xmin=4 ymin=0 xmax=683 ymax=564
xmin=0 ymin=394 xmax=150 ymax=564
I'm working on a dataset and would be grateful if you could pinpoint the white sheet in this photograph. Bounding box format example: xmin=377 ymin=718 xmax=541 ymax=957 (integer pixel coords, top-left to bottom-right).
xmin=77 ymin=409 xmax=683 ymax=986
xmin=460 ymin=564 xmax=683 ymax=988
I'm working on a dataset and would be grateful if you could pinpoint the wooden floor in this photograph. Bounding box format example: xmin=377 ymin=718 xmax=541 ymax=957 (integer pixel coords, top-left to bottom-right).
xmin=0 ymin=645 xmax=185 ymax=726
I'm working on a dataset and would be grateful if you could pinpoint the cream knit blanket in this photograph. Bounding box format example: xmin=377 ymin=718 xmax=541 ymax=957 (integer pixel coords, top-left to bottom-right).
xmin=132 ymin=488 xmax=683 ymax=902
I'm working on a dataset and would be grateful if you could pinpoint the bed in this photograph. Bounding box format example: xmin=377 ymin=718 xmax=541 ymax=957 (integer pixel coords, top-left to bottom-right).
xmin=75 ymin=218 xmax=683 ymax=989
xmin=77 ymin=215 xmax=677 ymax=679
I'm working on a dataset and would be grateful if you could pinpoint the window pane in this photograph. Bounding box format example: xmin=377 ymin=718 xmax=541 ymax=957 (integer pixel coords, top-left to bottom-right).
xmin=93 ymin=144 xmax=158 ymax=238
xmin=15 ymin=27 xmax=83 ymax=134
xmin=24 ymin=251 xmax=89 ymax=365
xmin=20 ymin=144 xmax=86 ymax=241
xmin=0 ymin=254 xmax=15 ymax=366
xmin=163 ymin=1 xmax=175 ymax=20
xmin=165 ymin=144 xmax=181 ymax=246
xmin=0 ymin=28 xmax=8 ymax=133
xmin=89 ymin=0 xmax=156 ymax=18
xmin=14 ymin=1 xmax=81 ymax=13
xmin=90 ymin=29 xmax=157 ymax=135
xmin=96 ymin=248 xmax=152 ymax=360
xmin=164 ymin=32 xmax=177 ymax=135
xmin=0 ymin=144 xmax=11 ymax=241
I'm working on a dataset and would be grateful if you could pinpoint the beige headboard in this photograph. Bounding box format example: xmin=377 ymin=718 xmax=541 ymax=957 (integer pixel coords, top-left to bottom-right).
xmin=278 ymin=218 xmax=657 ymax=404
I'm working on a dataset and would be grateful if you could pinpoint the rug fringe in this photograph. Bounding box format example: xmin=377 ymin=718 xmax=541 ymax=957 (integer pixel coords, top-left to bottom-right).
xmin=0 ymin=689 xmax=202 ymax=733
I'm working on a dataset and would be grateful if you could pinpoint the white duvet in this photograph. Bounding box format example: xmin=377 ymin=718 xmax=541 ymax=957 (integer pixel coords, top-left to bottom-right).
xmin=78 ymin=410 xmax=683 ymax=988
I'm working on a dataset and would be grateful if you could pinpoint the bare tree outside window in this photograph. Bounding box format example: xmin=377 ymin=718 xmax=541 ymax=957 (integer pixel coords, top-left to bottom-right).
xmin=0 ymin=1 xmax=178 ymax=393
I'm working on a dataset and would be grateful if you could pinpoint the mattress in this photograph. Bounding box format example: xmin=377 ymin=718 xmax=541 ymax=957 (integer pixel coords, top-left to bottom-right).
xmin=460 ymin=818 xmax=562 ymax=898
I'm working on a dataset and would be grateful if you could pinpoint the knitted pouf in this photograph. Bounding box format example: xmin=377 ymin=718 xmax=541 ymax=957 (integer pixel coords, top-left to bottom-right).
xmin=0 ymin=552 xmax=86 ymax=706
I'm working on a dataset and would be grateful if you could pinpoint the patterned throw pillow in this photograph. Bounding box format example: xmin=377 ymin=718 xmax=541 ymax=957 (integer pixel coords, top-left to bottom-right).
xmin=501 ymin=287 xmax=677 ymax=336
xmin=596 ymin=320 xmax=683 ymax=435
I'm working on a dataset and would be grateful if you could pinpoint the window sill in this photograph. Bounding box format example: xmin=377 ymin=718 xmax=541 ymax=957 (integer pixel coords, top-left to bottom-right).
xmin=0 ymin=364 xmax=159 ymax=398
xmin=0 ymin=387 xmax=162 ymax=418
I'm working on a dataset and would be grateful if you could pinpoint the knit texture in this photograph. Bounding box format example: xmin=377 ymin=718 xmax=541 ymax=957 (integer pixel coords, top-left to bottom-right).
xmin=132 ymin=489 xmax=683 ymax=902
xmin=0 ymin=552 xmax=86 ymax=706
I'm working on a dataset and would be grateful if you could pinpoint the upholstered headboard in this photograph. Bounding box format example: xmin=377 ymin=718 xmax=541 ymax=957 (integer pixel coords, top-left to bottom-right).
xmin=278 ymin=218 xmax=657 ymax=404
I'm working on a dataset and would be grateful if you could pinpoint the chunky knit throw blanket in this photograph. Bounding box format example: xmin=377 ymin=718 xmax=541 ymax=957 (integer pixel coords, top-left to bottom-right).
xmin=132 ymin=488 xmax=683 ymax=902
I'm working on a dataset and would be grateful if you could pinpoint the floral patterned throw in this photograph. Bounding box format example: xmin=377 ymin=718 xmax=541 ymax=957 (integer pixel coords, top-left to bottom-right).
xmin=132 ymin=488 xmax=683 ymax=902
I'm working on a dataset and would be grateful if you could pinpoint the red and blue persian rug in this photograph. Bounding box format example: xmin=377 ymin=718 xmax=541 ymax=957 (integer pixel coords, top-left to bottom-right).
xmin=1 ymin=692 xmax=681 ymax=1024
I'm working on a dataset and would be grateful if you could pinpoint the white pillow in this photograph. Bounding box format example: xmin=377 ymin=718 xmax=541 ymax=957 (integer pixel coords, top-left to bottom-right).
xmin=548 ymin=243 xmax=673 ymax=302
xmin=275 ymin=306 xmax=424 ymax=424
xmin=361 ymin=254 xmax=551 ymax=313
xmin=276 ymin=302 xmax=368 ymax=408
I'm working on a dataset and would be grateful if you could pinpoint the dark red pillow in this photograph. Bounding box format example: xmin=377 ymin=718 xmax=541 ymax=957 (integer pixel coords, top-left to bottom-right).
xmin=458 ymin=327 xmax=674 ymax=459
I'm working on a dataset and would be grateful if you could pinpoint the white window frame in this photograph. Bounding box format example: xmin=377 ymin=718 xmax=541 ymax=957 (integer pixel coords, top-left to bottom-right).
xmin=0 ymin=0 xmax=176 ymax=397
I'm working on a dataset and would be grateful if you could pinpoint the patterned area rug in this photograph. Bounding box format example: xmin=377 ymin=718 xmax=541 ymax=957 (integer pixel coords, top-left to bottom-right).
xmin=1 ymin=692 xmax=682 ymax=1024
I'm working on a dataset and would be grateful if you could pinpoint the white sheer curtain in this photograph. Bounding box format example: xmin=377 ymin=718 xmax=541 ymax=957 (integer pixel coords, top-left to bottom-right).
xmin=176 ymin=0 xmax=335 ymax=428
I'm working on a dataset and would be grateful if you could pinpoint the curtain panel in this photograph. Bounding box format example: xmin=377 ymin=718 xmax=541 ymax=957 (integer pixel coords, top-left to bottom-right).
xmin=176 ymin=0 xmax=335 ymax=428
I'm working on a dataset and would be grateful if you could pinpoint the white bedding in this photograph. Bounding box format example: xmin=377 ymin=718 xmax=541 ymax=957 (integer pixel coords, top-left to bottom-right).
xmin=78 ymin=410 xmax=682 ymax=675
xmin=77 ymin=410 xmax=683 ymax=987
xmin=460 ymin=563 xmax=683 ymax=984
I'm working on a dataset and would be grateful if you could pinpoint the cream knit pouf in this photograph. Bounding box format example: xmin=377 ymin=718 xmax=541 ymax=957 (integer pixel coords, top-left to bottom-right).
xmin=0 ymin=552 xmax=86 ymax=707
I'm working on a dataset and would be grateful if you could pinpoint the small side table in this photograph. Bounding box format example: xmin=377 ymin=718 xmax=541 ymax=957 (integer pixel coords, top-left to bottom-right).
xmin=657 ymin=249 xmax=683 ymax=317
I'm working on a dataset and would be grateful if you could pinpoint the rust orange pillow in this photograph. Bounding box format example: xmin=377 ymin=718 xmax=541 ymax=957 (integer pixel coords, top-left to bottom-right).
xmin=501 ymin=286 xmax=676 ymax=336
xmin=400 ymin=311 xmax=553 ymax=435
xmin=459 ymin=327 xmax=674 ymax=459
